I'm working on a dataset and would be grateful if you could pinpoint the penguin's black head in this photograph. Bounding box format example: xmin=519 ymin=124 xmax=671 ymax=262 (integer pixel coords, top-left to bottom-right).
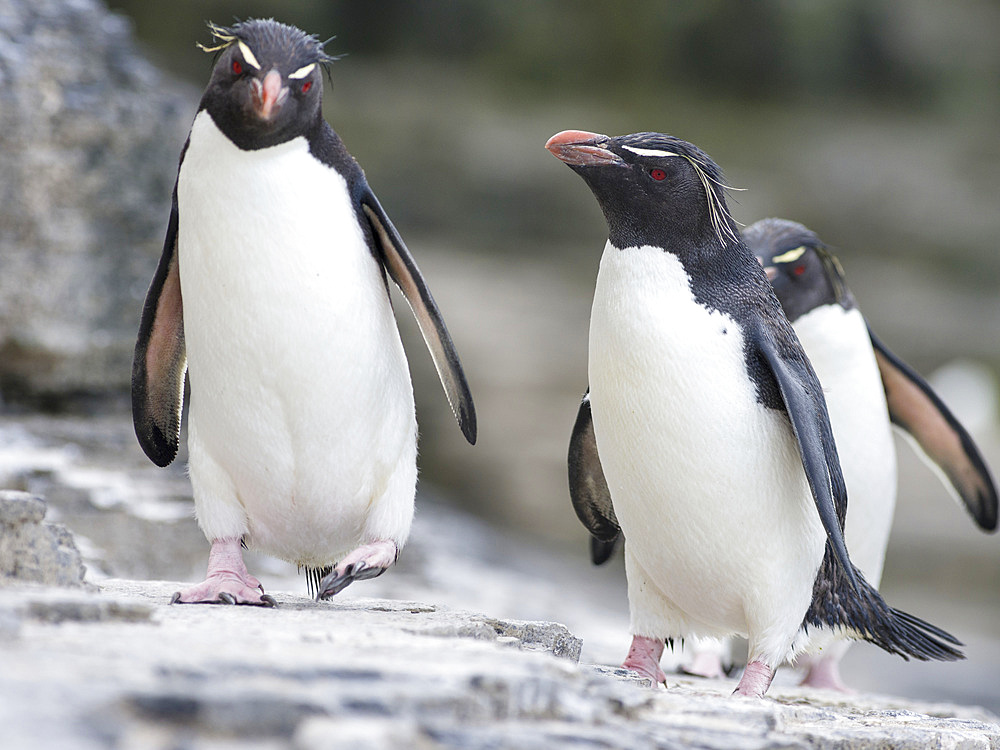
xmin=744 ymin=218 xmax=854 ymax=322
xmin=198 ymin=19 xmax=335 ymax=150
xmin=545 ymin=130 xmax=740 ymax=251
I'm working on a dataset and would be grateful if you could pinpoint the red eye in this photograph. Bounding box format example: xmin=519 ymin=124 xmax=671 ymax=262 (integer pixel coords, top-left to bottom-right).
xmin=301 ymin=80 xmax=312 ymax=94
xmin=650 ymin=168 xmax=667 ymax=181
xmin=793 ymin=265 xmax=806 ymax=276
xmin=231 ymin=59 xmax=242 ymax=75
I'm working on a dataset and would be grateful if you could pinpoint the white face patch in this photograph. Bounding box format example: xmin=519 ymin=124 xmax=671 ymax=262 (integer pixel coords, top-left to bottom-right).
xmin=772 ymin=246 xmax=807 ymax=264
xmin=237 ymin=41 xmax=261 ymax=70
xmin=622 ymin=145 xmax=679 ymax=158
xmin=289 ymin=63 xmax=317 ymax=79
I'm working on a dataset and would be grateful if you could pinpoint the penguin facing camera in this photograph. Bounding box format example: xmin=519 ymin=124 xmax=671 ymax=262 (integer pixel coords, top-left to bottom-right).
xmin=550 ymin=129 xmax=964 ymax=697
xmin=132 ymin=20 xmax=476 ymax=606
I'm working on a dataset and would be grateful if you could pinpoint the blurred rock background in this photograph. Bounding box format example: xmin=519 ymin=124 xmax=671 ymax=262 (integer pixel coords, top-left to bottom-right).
xmin=0 ymin=0 xmax=997 ymax=712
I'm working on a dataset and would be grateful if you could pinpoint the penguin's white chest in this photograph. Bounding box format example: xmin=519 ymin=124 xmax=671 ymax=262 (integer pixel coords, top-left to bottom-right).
xmin=588 ymin=243 xmax=824 ymax=647
xmin=793 ymin=305 xmax=897 ymax=584
xmin=176 ymin=112 xmax=415 ymax=566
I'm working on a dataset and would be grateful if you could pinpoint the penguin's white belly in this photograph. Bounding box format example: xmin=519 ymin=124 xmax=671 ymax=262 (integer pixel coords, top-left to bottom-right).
xmin=588 ymin=244 xmax=825 ymax=648
xmin=794 ymin=305 xmax=896 ymax=586
xmin=177 ymin=111 xmax=415 ymax=566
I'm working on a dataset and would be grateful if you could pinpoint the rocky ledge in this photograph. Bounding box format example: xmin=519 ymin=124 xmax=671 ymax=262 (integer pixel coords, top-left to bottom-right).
xmin=0 ymin=490 xmax=998 ymax=749
xmin=1 ymin=575 xmax=997 ymax=748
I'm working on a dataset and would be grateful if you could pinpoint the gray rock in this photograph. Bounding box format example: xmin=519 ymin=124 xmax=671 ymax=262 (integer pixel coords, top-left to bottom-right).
xmin=486 ymin=616 xmax=583 ymax=660
xmin=295 ymin=717 xmax=436 ymax=750
xmin=0 ymin=585 xmax=153 ymax=626
xmin=0 ymin=605 xmax=21 ymax=639
xmin=0 ymin=489 xmax=46 ymax=523
xmin=0 ymin=577 xmax=996 ymax=750
xmin=0 ymin=490 xmax=89 ymax=587
xmin=0 ymin=0 xmax=194 ymax=404
xmin=24 ymin=592 xmax=152 ymax=623
xmin=404 ymin=610 xmax=583 ymax=661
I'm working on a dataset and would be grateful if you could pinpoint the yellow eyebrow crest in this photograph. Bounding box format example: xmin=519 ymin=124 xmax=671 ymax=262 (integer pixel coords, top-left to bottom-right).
xmin=772 ymin=246 xmax=807 ymax=264
xmin=622 ymin=145 xmax=679 ymax=158
xmin=289 ymin=63 xmax=317 ymax=79
xmin=237 ymin=41 xmax=261 ymax=70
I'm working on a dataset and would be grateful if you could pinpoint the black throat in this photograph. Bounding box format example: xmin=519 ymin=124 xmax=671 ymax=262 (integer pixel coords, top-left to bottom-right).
xmin=200 ymin=99 xmax=322 ymax=152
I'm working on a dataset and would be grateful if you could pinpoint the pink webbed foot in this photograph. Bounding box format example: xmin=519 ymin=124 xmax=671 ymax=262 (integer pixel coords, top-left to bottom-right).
xmin=622 ymin=635 xmax=667 ymax=684
xmin=316 ymin=540 xmax=398 ymax=600
xmin=799 ymin=655 xmax=853 ymax=693
xmin=733 ymin=660 xmax=775 ymax=698
xmin=171 ymin=537 xmax=276 ymax=607
xmin=683 ymin=649 xmax=727 ymax=679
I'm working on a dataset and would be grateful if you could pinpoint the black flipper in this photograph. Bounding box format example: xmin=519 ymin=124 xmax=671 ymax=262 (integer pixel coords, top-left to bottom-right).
xmin=869 ymin=328 xmax=998 ymax=532
xmin=359 ymin=190 xmax=477 ymax=445
xmin=568 ymin=391 xmax=621 ymax=564
xmin=753 ymin=318 xmax=965 ymax=661
xmin=590 ymin=536 xmax=619 ymax=566
xmin=132 ymin=184 xmax=187 ymax=467
xmin=751 ymin=320 xmax=858 ymax=593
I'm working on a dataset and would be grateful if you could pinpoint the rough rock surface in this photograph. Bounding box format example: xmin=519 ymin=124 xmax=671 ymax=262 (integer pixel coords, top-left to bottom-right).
xmin=0 ymin=575 xmax=997 ymax=750
xmin=0 ymin=489 xmax=89 ymax=588
xmin=0 ymin=0 xmax=193 ymax=403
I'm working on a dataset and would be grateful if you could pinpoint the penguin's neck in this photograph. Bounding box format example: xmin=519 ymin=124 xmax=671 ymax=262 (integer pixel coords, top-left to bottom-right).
xmin=613 ymin=232 xmax=778 ymax=334
xmin=610 ymin=233 xmax=753 ymax=287
xmin=677 ymin=236 xmax=749 ymax=274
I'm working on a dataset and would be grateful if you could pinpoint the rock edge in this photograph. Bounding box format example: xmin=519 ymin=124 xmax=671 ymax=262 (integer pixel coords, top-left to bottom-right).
xmin=0 ymin=576 xmax=996 ymax=750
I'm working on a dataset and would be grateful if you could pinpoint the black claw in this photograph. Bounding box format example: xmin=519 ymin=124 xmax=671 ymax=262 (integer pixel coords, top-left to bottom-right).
xmin=352 ymin=564 xmax=385 ymax=582
xmin=315 ymin=561 xmax=389 ymax=600
xmin=316 ymin=570 xmax=353 ymax=600
xmin=170 ymin=590 xmax=274 ymax=606
xmin=328 ymin=579 xmax=354 ymax=597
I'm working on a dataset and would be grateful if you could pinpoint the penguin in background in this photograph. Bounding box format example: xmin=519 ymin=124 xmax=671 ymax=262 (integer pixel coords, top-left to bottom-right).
xmin=549 ymin=129 xmax=963 ymax=697
xmin=744 ymin=218 xmax=994 ymax=689
xmin=132 ymin=20 xmax=476 ymax=605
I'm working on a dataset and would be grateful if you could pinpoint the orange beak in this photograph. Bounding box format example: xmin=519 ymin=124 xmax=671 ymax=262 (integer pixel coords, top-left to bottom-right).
xmin=545 ymin=130 xmax=625 ymax=167
xmin=251 ymin=69 xmax=288 ymax=121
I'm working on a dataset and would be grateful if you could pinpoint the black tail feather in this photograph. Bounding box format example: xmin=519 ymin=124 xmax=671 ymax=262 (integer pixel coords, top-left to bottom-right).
xmin=804 ymin=544 xmax=964 ymax=662
xmin=301 ymin=565 xmax=333 ymax=599
xmin=891 ymin=608 xmax=964 ymax=648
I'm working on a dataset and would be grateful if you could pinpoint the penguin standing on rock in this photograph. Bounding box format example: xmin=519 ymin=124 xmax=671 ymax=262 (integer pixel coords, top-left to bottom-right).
xmin=132 ymin=20 xmax=476 ymax=605
xmin=549 ymin=129 xmax=963 ymax=697
xmin=744 ymin=218 xmax=996 ymax=689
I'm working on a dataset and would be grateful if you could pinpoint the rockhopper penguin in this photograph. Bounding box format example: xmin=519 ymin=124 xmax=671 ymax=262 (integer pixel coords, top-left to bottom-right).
xmin=744 ymin=218 xmax=995 ymax=690
xmin=548 ymin=129 xmax=963 ymax=697
xmin=132 ymin=20 xmax=476 ymax=605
